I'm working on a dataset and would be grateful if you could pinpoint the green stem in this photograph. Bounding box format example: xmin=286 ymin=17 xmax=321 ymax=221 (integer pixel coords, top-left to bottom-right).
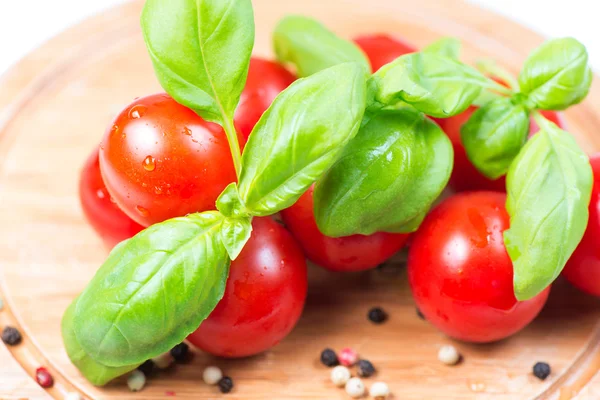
xmin=223 ymin=117 xmax=243 ymax=179
xmin=480 ymin=78 xmax=515 ymax=96
xmin=532 ymin=110 xmax=554 ymax=131
xmin=476 ymin=59 xmax=520 ymax=91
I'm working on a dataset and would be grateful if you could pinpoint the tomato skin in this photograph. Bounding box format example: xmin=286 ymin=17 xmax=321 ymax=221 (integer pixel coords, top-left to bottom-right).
xmin=441 ymin=109 xmax=566 ymax=192
xmin=187 ymin=217 xmax=307 ymax=357
xmin=234 ymin=57 xmax=296 ymax=140
xmin=563 ymin=154 xmax=600 ymax=296
xmin=99 ymin=94 xmax=238 ymax=226
xmin=354 ymin=34 xmax=417 ymax=72
xmin=408 ymin=192 xmax=550 ymax=343
xmin=79 ymin=148 xmax=143 ymax=249
xmin=280 ymin=186 xmax=409 ymax=272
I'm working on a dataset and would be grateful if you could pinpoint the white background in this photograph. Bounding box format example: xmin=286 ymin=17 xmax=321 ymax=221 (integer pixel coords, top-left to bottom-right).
xmin=0 ymin=0 xmax=598 ymax=75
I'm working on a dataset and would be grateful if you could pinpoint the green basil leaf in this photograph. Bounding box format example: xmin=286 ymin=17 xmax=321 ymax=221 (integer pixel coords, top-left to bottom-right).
xmin=504 ymin=118 xmax=592 ymax=300
xmin=273 ymin=15 xmax=369 ymax=77
xmin=62 ymin=296 xmax=139 ymax=386
xmin=73 ymin=212 xmax=230 ymax=367
xmin=461 ymin=98 xmax=529 ymax=179
xmin=422 ymin=37 xmax=461 ymax=60
xmin=314 ymin=108 xmax=453 ymax=236
xmin=216 ymin=183 xmax=248 ymax=218
xmin=370 ymin=52 xmax=489 ymax=118
xmin=518 ymin=37 xmax=592 ymax=110
xmin=220 ymin=216 xmax=252 ymax=260
xmin=238 ymin=62 xmax=367 ymax=216
xmin=141 ymin=0 xmax=254 ymax=123
xmin=472 ymin=89 xmax=504 ymax=107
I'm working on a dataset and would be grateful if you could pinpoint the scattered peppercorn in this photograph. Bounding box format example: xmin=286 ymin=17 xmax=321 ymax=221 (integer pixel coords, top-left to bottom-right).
xmin=203 ymin=366 xmax=223 ymax=385
xmin=151 ymin=352 xmax=174 ymax=369
xmin=1 ymin=326 xmax=22 ymax=346
xmin=369 ymin=381 xmax=390 ymax=399
xmin=137 ymin=360 xmax=155 ymax=376
xmin=357 ymin=359 xmax=375 ymax=377
xmin=533 ymin=362 xmax=551 ymax=380
xmin=170 ymin=342 xmax=190 ymax=363
xmin=330 ymin=365 xmax=351 ymax=387
xmin=35 ymin=367 xmax=54 ymax=388
xmin=438 ymin=345 xmax=461 ymax=366
xmin=218 ymin=376 xmax=234 ymax=393
xmin=368 ymin=307 xmax=388 ymax=324
xmin=320 ymin=348 xmax=339 ymax=367
xmin=345 ymin=377 xmax=365 ymax=398
xmin=416 ymin=308 xmax=425 ymax=320
xmin=339 ymin=348 xmax=359 ymax=367
xmin=127 ymin=370 xmax=146 ymax=392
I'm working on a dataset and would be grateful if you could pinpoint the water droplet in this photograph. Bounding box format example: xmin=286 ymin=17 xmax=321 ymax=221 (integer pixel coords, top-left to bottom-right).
xmin=183 ymin=127 xmax=192 ymax=136
xmin=136 ymin=205 xmax=149 ymax=217
xmin=129 ymin=105 xmax=147 ymax=119
xmin=260 ymin=273 xmax=264 ymax=277
xmin=96 ymin=189 xmax=106 ymax=199
xmin=469 ymin=382 xmax=486 ymax=392
xmin=110 ymin=196 xmax=117 ymax=204
xmin=99 ymin=142 xmax=104 ymax=150
xmin=110 ymin=125 xmax=119 ymax=135
xmin=154 ymin=186 xmax=163 ymax=195
xmin=143 ymin=156 xmax=156 ymax=171
xmin=141 ymin=182 xmax=148 ymax=188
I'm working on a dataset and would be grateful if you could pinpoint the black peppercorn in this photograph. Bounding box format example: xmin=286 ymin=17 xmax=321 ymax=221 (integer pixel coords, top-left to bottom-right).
xmin=368 ymin=307 xmax=388 ymax=324
xmin=357 ymin=359 xmax=376 ymax=377
xmin=320 ymin=348 xmax=339 ymax=367
xmin=533 ymin=362 xmax=551 ymax=380
xmin=137 ymin=360 xmax=155 ymax=376
xmin=218 ymin=376 xmax=234 ymax=393
xmin=416 ymin=308 xmax=425 ymax=320
xmin=170 ymin=342 xmax=190 ymax=363
xmin=1 ymin=326 xmax=22 ymax=346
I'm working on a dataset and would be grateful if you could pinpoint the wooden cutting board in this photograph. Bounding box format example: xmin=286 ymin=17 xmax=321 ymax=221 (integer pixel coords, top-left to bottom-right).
xmin=1 ymin=0 xmax=600 ymax=399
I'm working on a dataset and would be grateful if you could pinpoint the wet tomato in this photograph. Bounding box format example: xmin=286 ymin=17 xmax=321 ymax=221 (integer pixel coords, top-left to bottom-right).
xmin=354 ymin=34 xmax=417 ymax=72
xmin=187 ymin=217 xmax=307 ymax=357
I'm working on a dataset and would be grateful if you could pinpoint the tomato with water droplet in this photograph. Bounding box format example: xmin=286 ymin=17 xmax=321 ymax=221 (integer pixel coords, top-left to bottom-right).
xmin=79 ymin=148 xmax=143 ymax=249
xmin=280 ymin=186 xmax=409 ymax=272
xmin=408 ymin=192 xmax=550 ymax=342
xmin=99 ymin=93 xmax=240 ymax=226
xmin=187 ymin=217 xmax=307 ymax=357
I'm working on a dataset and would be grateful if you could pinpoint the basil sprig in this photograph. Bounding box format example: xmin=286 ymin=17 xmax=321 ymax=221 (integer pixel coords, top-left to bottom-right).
xmin=504 ymin=115 xmax=592 ymax=300
xmin=461 ymin=98 xmax=530 ymax=179
xmin=314 ymin=108 xmax=453 ymax=236
xmin=141 ymin=0 xmax=255 ymax=175
xmin=273 ymin=15 xmax=369 ymax=77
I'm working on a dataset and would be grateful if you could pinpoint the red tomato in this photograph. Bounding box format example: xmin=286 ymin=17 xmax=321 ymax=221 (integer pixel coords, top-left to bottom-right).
xmin=187 ymin=217 xmax=307 ymax=357
xmin=354 ymin=34 xmax=417 ymax=72
xmin=563 ymin=154 xmax=600 ymax=296
xmin=408 ymin=192 xmax=550 ymax=343
xmin=234 ymin=57 xmax=296 ymax=140
xmin=99 ymin=94 xmax=238 ymax=226
xmin=79 ymin=148 xmax=143 ymax=249
xmin=280 ymin=186 xmax=409 ymax=272
xmin=441 ymin=109 xmax=566 ymax=192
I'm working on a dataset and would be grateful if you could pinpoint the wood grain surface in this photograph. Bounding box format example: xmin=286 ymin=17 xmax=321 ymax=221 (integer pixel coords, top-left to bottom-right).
xmin=1 ymin=0 xmax=600 ymax=399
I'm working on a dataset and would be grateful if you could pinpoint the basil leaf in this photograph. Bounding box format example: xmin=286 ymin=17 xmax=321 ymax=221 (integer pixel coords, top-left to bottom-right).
xmin=73 ymin=212 xmax=230 ymax=367
xmin=422 ymin=37 xmax=461 ymax=59
xmin=216 ymin=183 xmax=248 ymax=218
xmin=370 ymin=52 xmax=489 ymax=118
xmin=238 ymin=62 xmax=367 ymax=215
xmin=220 ymin=217 xmax=252 ymax=260
xmin=519 ymin=37 xmax=592 ymax=110
xmin=141 ymin=0 xmax=254 ymax=123
xmin=504 ymin=119 xmax=592 ymax=300
xmin=273 ymin=15 xmax=369 ymax=77
xmin=314 ymin=108 xmax=453 ymax=236
xmin=62 ymin=297 xmax=139 ymax=386
xmin=461 ymin=98 xmax=529 ymax=180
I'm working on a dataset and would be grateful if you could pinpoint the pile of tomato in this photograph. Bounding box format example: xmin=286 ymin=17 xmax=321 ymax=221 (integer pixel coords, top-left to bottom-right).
xmin=79 ymin=34 xmax=600 ymax=357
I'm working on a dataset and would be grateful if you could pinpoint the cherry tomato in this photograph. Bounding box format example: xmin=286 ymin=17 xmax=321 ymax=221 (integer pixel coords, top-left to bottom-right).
xmin=563 ymin=154 xmax=600 ymax=296
xmin=187 ymin=217 xmax=307 ymax=357
xmin=79 ymin=148 xmax=143 ymax=249
xmin=234 ymin=57 xmax=296 ymax=140
xmin=354 ymin=34 xmax=417 ymax=72
xmin=408 ymin=192 xmax=550 ymax=343
xmin=99 ymin=94 xmax=238 ymax=226
xmin=441 ymin=109 xmax=566 ymax=192
xmin=280 ymin=186 xmax=409 ymax=272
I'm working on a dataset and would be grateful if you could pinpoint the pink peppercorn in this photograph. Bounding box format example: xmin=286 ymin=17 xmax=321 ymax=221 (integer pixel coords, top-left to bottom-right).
xmin=36 ymin=367 xmax=54 ymax=388
xmin=339 ymin=348 xmax=359 ymax=367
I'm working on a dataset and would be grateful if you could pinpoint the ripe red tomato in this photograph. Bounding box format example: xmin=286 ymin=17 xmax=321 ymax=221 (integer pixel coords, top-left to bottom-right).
xmin=99 ymin=94 xmax=238 ymax=226
xmin=563 ymin=154 xmax=600 ymax=296
xmin=79 ymin=148 xmax=143 ymax=249
xmin=441 ymin=109 xmax=566 ymax=192
xmin=280 ymin=186 xmax=409 ymax=272
xmin=234 ymin=57 xmax=296 ymax=140
xmin=187 ymin=217 xmax=307 ymax=357
xmin=354 ymin=34 xmax=417 ymax=72
xmin=408 ymin=192 xmax=550 ymax=343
